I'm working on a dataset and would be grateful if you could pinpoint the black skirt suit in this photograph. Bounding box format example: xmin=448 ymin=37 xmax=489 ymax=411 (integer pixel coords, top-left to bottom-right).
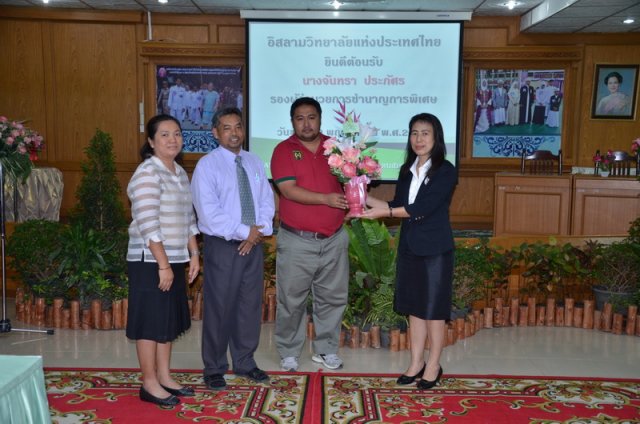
xmin=389 ymin=161 xmax=457 ymax=320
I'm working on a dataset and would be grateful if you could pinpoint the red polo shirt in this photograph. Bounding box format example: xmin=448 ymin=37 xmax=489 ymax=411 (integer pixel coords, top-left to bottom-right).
xmin=271 ymin=134 xmax=346 ymax=236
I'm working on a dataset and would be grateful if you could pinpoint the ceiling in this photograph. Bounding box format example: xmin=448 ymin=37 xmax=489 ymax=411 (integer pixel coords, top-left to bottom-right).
xmin=1 ymin=0 xmax=639 ymax=33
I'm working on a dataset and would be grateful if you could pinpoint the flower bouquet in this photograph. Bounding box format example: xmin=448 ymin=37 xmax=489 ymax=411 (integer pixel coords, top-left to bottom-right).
xmin=0 ymin=116 xmax=45 ymax=182
xmin=593 ymin=149 xmax=613 ymax=176
xmin=323 ymin=102 xmax=381 ymax=216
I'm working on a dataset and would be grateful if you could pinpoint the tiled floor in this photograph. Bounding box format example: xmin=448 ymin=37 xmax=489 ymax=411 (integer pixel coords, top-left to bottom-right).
xmin=1 ymin=300 xmax=639 ymax=379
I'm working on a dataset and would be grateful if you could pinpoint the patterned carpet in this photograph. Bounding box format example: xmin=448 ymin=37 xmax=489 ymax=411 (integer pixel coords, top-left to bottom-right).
xmin=45 ymin=368 xmax=640 ymax=423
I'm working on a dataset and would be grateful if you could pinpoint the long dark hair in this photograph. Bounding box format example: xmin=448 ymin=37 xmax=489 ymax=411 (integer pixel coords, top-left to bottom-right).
xmin=399 ymin=113 xmax=446 ymax=179
xmin=140 ymin=114 xmax=182 ymax=160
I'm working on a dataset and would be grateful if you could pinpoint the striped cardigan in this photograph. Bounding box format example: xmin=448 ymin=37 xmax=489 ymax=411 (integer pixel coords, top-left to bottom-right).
xmin=126 ymin=156 xmax=199 ymax=263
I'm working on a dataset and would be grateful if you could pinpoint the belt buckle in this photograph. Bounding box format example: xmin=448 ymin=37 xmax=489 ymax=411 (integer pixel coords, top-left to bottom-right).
xmin=313 ymin=232 xmax=321 ymax=241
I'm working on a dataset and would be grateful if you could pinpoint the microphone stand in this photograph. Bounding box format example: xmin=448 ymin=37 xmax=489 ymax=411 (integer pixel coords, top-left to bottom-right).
xmin=0 ymin=162 xmax=54 ymax=335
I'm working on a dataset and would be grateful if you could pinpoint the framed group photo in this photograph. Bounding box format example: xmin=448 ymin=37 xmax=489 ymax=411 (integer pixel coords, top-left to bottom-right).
xmin=471 ymin=68 xmax=565 ymax=158
xmin=155 ymin=64 xmax=243 ymax=154
xmin=590 ymin=64 xmax=638 ymax=120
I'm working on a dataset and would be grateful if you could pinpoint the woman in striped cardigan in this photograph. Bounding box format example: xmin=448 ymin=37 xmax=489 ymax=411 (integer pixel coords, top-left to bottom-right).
xmin=126 ymin=114 xmax=200 ymax=406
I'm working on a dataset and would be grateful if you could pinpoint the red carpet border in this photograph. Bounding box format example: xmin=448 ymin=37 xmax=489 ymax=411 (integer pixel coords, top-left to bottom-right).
xmin=45 ymin=368 xmax=640 ymax=423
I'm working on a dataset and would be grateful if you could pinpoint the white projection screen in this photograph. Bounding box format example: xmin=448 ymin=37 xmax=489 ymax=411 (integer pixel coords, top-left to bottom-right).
xmin=246 ymin=20 xmax=463 ymax=180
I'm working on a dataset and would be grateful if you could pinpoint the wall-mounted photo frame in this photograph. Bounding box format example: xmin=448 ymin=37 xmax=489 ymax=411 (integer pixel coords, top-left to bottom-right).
xmin=590 ymin=64 xmax=638 ymax=120
xmin=139 ymin=43 xmax=245 ymax=166
xmin=471 ymin=68 xmax=565 ymax=158
xmin=156 ymin=65 xmax=243 ymax=153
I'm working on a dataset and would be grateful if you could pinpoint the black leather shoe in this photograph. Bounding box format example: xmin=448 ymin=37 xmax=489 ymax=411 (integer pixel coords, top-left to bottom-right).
xmin=161 ymin=384 xmax=195 ymax=397
xmin=237 ymin=367 xmax=269 ymax=383
xmin=139 ymin=386 xmax=180 ymax=406
xmin=417 ymin=366 xmax=443 ymax=390
xmin=204 ymin=374 xmax=227 ymax=391
xmin=396 ymin=363 xmax=426 ymax=385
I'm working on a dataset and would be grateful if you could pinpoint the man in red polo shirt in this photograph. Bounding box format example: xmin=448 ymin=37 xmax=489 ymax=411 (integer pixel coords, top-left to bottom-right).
xmin=271 ymin=97 xmax=349 ymax=372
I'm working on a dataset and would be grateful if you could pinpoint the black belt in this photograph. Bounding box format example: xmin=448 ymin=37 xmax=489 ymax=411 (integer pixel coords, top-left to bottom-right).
xmin=280 ymin=222 xmax=332 ymax=240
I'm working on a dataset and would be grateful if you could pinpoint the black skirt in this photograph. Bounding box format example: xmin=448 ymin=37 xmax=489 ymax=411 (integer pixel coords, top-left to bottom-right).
xmin=125 ymin=260 xmax=191 ymax=343
xmin=394 ymin=246 xmax=453 ymax=321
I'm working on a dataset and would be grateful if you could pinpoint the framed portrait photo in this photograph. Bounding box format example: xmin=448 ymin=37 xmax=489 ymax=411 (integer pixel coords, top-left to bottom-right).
xmin=591 ymin=64 xmax=638 ymax=120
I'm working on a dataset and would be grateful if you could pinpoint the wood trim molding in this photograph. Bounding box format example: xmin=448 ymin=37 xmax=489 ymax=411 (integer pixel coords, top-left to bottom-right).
xmin=464 ymin=46 xmax=583 ymax=62
xmin=139 ymin=42 xmax=245 ymax=58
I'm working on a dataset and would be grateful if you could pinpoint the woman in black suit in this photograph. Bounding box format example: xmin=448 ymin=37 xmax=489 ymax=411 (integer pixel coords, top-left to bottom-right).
xmin=362 ymin=113 xmax=457 ymax=389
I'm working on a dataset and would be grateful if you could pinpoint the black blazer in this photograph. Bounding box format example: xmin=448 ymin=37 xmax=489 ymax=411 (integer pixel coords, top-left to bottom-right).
xmin=390 ymin=160 xmax=457 ymax=256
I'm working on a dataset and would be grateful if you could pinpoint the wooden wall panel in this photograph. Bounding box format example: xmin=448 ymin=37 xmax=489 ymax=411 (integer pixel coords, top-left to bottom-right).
xmin=151 ymin=25 xmax=210 ymax=43
xmin=1 ymin=9 xmax=638 ymax=228
xmin=0 ymin=20 xmax=48 ymax=160
xmin=218 ymin=25 xmax=245 ymax=44
xmin=49 ymin=22 xmax=139 ymax=164
xmin=464 ymin=27 xmax=509 ymax=47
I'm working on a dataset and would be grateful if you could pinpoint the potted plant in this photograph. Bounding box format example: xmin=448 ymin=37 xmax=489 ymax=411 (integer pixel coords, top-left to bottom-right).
xmin=344 ymin=219 xmax=398 ymax=329
xmin=452 ymin=240 xmax=495 ymax=317
xmin=69 ymin=128 xmax=127 ymax=234
xmin=591 ymin=241 xmax=640 ymax=315
xmin=58 ymin=224 xmax=119 ymax=308
xmin=7 ymin=219 xmax=66 ymax=302
xmin=516 ymin=237 xmax=589 ymax=301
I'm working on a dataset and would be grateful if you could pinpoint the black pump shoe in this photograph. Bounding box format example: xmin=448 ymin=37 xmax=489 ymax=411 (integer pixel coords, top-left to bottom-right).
xmin=161 ymin=384 xmax=195 ymax=397
xmin=396 ymin=363 xmax=426 ymax=385
xmin=417 ymin=366 xmax=443 ymax=390
xmin=139 ymin=386 xmax=180 ymax=406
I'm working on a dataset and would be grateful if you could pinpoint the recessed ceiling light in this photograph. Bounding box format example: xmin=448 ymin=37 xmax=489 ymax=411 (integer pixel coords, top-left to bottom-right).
xmin=158 ymin=0 xmax=168 ymax=4
xmin=42 ymin=0 xmax=49 ymax=3
xmin=503 ymin=1 xmax=520 ymax=10
xmin=623 ymin=18 xmax=635 ymax=24
xmin=329 ymin=0 xmax=343 ymax=9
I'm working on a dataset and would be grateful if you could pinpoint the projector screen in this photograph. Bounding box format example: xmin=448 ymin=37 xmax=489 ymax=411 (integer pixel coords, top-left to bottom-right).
xmin=247 ymin=20 xmax=463 ymax=180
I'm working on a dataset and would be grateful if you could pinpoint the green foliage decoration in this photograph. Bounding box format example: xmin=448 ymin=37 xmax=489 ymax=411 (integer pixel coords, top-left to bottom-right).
xmin=7 ymin=219 xmax=66 ymax=300
xmin=517 ymin=237 xmax=590 ymax=298
xmin=70 ymin=129 xmax=127 ymax=233
xmin=345 ymin=219 xmax=405 ymax=328
xmin=452 ymin=240 xmax=495 ymax=310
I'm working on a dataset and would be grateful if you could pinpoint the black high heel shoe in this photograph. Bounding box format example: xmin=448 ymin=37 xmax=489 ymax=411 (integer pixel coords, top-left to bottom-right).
xmin=139 ymin=386 xmax=180 ymax=406
xmin=396 ymin=363 xmax=426 ymax=385
xmin=161 ymin=384 xmax=195 ymax=397
xmin=417 ymin=366 xmax=443 ymax=390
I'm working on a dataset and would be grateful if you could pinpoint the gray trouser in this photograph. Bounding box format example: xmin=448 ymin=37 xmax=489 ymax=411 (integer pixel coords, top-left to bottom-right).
xmin=201 ymin=235 xmax=263 ymax=376
xmin=274 ymin=227 xmax=349 ymax=359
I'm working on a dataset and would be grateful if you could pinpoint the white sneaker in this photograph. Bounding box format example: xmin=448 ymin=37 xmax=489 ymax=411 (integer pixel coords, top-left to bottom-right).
xmin=280 ymin=356 xmax=299 ymax=372
xmin=312 ymin=353 xmax=343 ymax=370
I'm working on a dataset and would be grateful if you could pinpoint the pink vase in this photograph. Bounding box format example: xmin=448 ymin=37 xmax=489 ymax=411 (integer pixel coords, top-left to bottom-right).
xmin=344 ymin=177 xmax=368 ymax=217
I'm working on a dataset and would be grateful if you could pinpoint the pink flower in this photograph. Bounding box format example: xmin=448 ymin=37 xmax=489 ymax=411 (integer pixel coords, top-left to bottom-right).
xmin=6 ymin=137 xmax=14 ymax=145
xmin=341 ymin=162 xmax=357 ymax=178
xmin=341 ymin=147 xmax=360 ymax=163
xmin=327 ymin=153 xmax=344 ymax=168
xmin=323 ymin=137 xmax=338 ymax=155
xmin=17 ymin=144 xmax=27 ymax=154
xmin=0 ymin=116 xmax=7 ymax=122
xmin=361 ymin=156 xmax=381 ymax=175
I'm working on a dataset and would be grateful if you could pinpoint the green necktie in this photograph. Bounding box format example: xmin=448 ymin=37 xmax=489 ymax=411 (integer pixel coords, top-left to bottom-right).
xmin=235 ymin=155 xmax=256 ymax=225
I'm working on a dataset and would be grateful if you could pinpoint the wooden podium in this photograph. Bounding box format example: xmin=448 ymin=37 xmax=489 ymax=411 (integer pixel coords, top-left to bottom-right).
xmin=494 ymin=173 xmax=639 ymax=237
xmin=494 ymin=173 xmax=572 ymax=236
xmin=572 ymin=176 xmax=640 ymax=236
